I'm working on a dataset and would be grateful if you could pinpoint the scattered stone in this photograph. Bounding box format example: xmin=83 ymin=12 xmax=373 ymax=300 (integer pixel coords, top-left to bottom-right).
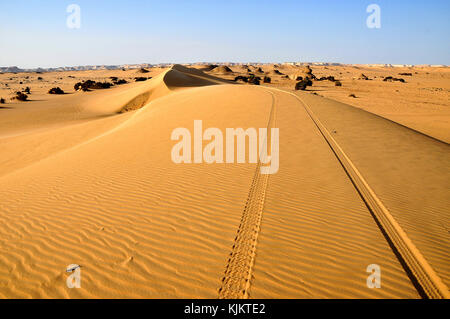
xmin=348 ymin=94 xmax=357 ymax=98
xmin=135 ymin=77 xmax=150 ymax=82
xmin=234 ymin=74 xmax=261 ymax=85
xmin=248 ymin=74 xmax=261 ymax=85
xmin=22 ymin=87 xmax=31 ymax=94
xmin=399 ymin=72 xmax=413 ymax=76
xmin=234 ymin=76 xmax=248 ymax=83
xmin=303 ymin=78 xmax=313 ymax=86
xmin=295 ymin=78 xmax=312 ymax=90
xmin=48 ymin=87 xmax=65 ymax=94
xmin=74 ymin=80 xmax=113 ymax=91
xmin=263 ymin=76 xmax=271 ymax=83
xmin=295 ymin=82 xmax=307 ymax=90
xmin=317 ymin=76 xmax=336 ymax=82
xmin=93 ymin=82 xmax=113 ymax=88
xmin=13 ymin=92 xmax=28 ymax=101
xmin=0 ymin=98 xmax=5 ymax=104
xmin=75 ymin=81 xmax=92 ymax=91
xmin=359 ymin=73 xmax=369 ymax=80
xmin=113 ymin=79 xmax=127 ymax=85
xmin=335 ymin=81 xmax=342 ymax=86
xmin=383 ymin=76 xmax=405 ymax=83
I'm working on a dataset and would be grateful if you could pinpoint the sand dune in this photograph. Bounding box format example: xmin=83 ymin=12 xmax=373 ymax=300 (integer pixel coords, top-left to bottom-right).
xmin=209 ymin=65 xmax=234 ymax=74
xmin=0 ymin=65 xmax=448 ymax=298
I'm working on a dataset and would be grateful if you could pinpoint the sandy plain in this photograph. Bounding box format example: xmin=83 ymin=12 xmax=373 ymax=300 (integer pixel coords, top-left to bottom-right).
xmin=0 ymin=64 xmax=448 ymax=298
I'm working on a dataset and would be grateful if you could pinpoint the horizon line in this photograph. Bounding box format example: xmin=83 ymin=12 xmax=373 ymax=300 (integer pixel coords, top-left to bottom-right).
xmin=1 ymin=61 xmax=448 ymax=72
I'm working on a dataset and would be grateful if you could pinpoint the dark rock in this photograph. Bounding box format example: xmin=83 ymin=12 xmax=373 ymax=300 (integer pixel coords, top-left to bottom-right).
xmin=295 ymin=82 xmax=306 ymax=90
xmin=75 ymin=80 xmax=93 ymax=91
xmin=273 ymin=69 xmax=283 ymax=75
xmin=75 ymin=80 xmax=113 ymax=91
xmin=295 ymin=78 xmax=313 ymax=90
xmin=135 ymin=77 xmax=150 ymax=82
xmin=91 ymin=82 xmax=113 ymax=89
xmin=383 ymin=76 xmax=405 ymax=83
xmin=248 ymin=74 xmax=260 ymax=85
xmin=48 ymin=87 xmax=65 ymax=94
xmin=234 ymin=76 xmax=248 ymax=83
xmin=113 ymin=79 xmax=127 ymax=85
xmin=359 ymin=73 xmax=369 ymax=80
xmin=14 ymin=92 xmax=28 ymax=101
xmin=317 ymin=76 xmax=336 ymax=82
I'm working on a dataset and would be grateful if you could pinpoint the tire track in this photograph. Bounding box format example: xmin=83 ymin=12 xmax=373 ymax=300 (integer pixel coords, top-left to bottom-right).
xmin=218 ymin=90 xmax=276 ymax=299
xmin=278 ymin=88 xmax=450 ymax=299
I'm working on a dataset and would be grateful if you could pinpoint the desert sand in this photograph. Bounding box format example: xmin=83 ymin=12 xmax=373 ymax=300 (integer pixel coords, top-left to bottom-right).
xmin=0 ymin=64 xmax=448 ymax=298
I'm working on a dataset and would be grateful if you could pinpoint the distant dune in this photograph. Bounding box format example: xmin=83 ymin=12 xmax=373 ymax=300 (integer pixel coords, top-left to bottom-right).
xmin=209 ymin=65 xmax=233 ymax=74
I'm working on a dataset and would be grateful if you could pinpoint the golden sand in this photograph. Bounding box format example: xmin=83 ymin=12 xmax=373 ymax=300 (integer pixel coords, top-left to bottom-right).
xmin=0 ymin=65 xmax=448 ymax=298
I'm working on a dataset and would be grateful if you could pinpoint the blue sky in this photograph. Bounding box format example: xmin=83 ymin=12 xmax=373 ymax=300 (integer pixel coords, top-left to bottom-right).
xmin=0 ymin=0 xmax=449 ymax=68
